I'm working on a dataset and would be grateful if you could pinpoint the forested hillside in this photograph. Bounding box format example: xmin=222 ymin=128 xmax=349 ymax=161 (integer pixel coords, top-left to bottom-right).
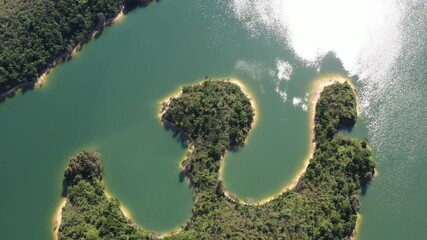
xmin=0 ymin=0 xmax=154 ymax=98
xmin=0 ymin=0 xmax=121 ymax=95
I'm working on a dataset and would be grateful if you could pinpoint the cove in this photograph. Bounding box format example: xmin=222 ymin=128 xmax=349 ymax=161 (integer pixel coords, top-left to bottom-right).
xmin=0 ymin=0 xmax=356 ymax=237
xmin=57 ymin=79 xmax=374 ymax=239
xmin=0 ymin=0 xmax=387 ymax=239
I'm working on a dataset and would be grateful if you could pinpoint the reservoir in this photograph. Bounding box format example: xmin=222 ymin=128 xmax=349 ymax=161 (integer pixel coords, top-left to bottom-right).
xmin=0 ymin=0 xmax=426 ymax=239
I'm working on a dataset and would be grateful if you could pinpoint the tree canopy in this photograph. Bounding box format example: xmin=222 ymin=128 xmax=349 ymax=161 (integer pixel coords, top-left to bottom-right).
xmin=58 ymin=80 xmax=375 ymax=240
xmin=0 ymin=0 xmax=157 ymax=97
xmin=59 ymin=150 xmax=149 ymax=240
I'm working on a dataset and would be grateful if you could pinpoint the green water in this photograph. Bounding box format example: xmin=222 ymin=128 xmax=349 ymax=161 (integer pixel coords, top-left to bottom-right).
xmin=1 ymin=0 xmax=426 ymax=239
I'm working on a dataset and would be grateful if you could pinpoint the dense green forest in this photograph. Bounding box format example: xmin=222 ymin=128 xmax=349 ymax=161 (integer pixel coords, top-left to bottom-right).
xmin=58 ymin=80 xmax=375 ymax=239
xmin=0 ymin=0 xmax=154 ymax=98
xmin=59 ymin=151 xmax=149 ymax=240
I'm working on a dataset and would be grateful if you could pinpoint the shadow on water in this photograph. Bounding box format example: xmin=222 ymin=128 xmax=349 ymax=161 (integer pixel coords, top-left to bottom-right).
xmin=361 ymin=181 xmax=372 ymax=196
xmin=124 ymin=0 xmax=161 ymax=14
xmin=0 ymin=82 xmax=36 ymax=103
xmin=337 ymin=126 xmax=355 ymax=134
xmin=61 ymin=179 xmax=68 ymax=198
xmin=161 ymin=120 xmax=191 ymax=184
xmin=178 ymin=171 xmax=186 ymax=183
xmin=163 ymin=121 xmax=189 ymax=149
xmin=229 ymin=143 xmax=246 ymax=153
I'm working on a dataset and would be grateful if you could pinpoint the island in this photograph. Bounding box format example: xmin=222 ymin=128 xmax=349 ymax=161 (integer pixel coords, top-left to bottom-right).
xmin=56 ymin=79 xmax=375 ymax=239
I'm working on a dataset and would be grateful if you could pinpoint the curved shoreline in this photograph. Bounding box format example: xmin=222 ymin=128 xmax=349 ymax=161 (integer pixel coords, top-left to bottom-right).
xmin=218 ymin=75 xmax=365 ymax=238
xmin=158 ymin=78 xmax=259 ymax=205
xmin=158 ymin=77 xmax=258 ymax=127
xmin=222 ymin=75 xmax=358 ymax=206
xmin=53 ymin=78 xmax=256 ymax=238
xmin=105 ymin=190 xmax=132 ymax=219
xmin=217 ymin=78 xmax=259 ymax=204
xmin=226 ymin=78 xmax=258 ymax=132
xmin=53 ymin=76 xmax=365 ymax=238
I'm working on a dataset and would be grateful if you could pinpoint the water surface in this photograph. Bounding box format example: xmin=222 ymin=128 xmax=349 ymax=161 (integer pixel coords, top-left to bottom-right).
xmin=0 ymin=0 xmax=426 ymax=239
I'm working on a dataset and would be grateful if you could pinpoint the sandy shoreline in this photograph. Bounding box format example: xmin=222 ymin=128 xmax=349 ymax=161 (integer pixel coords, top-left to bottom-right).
xmin=158 ymin=78 xmax=259 ymax=206
xmin=53 ymin=198 xmax=66 ymax=240
xmin=222 ymin=75 xmax=364 ymax=238
xmin=225 ymin=75 xmax=358 ymax=206
xmin=51 ymin=10 xmax=127 ymax=239
xmin=351 ymin=213 xmax=362 ymax=240
xmin=159 ymin=91 xmax=183 ymax=120
xmin=218 ymin=78 xmax=259 ymax=204
xmin=52 ymin=76 xmax=361 ymax=238
xmin=105 ymin=190 xmax=132 ymax=219
xmin=158 ymin=76 xmax=356 ymax=207
xmin=132 ymin=78 xmax=256 ymax=237
xmin=53 ymin=190 xmax=134 ymax=239
xmin=37 ymin=7 xmax=125 ymax=88
xmin=158 ymin=77 xmax=257 ymax=124
xmin=0 ymin=6 xmax=126 ymax=99
xmin=226 ymin=78 xmax=258 ymax=131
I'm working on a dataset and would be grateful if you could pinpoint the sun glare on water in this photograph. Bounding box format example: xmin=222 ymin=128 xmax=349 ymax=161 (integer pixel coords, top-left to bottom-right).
xmin=230 ymin=0 xmax=426 ymax=138
xmin=230 ymin=0 xmax=427 ymax=213
xmin=231 ymin=0 xmax=406 ymax=77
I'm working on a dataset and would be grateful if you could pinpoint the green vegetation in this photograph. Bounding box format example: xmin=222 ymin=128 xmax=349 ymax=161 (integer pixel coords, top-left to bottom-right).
xmin=59 ymin=151 xmax=149 ymax=240
xmin=58 ymin=80 xmax=375 ymax=239
xmin=0 ymin=0 xmax=156 ymax=98
xmin=162 ymin=81 xmax=375 ymax=239
xmin=0 ymin=0 xmax=122 ymax=95
xmin=314 ymin=82 xmax=358 ymax=141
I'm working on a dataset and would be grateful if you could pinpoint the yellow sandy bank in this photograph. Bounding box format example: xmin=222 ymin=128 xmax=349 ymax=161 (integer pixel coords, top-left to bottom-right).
xmin=37 ymin=7 xmax=126 ymax=89
xmin=224 ymin=75 xmax=358 ymax=206
xmin=53 ymin=190 xmax=134 ymax=239
xmin=52 ymin=76 xmax=362 ymax=238
xmin=158 ymin=77 xmax=258 ymax=128
xmin=54 ymin=78 xmax=255 ymax=238
xmin=53 ymin=198 xmax=66 ymax=240
xmin=158 ymin=78 xmax=259 ymax=206
xmin=351 ymin=213 xmax=362 ymax=240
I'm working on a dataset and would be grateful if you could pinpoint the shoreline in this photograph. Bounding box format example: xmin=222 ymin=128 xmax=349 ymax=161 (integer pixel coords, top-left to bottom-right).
xmin=158 ymin=77 xmax=259 ymax=204
xmin=351 ymin=213 xmax=362 ymax=240
xmin=54 ymin=79 xmax=244 ymax=238
xmin=226 ymin=78 xmax=258 ymax=132
xmin=1 ymin=6 xmax=126 ymax=100
xmin=52 ymin=76 xmax=364 ymax=238
xmin=215 ymin=78 xmax=259 ymax=204
xmin=158 ymin=77 xmax=258 ymax=126
xmin=217 ymin=79 xmax=257 ymax=205
xmin=48 ymin=8 xmax=127 ymax=233
xmin=52 ymin=188 xmax=137 ymax=240
xmin=223 ymin=75 xmax=358 ymax=206
xmin=52 ymin=198 xmax=66 ymax=240
xmin=220 ymin=75 xmax=365 ymax=239
xmin=105 ymin=190 xmax=132 ymax=219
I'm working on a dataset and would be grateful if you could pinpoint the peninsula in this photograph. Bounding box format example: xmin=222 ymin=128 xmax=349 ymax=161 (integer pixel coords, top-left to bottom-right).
xmin=56 ymin=79 xmax=375 ymax=239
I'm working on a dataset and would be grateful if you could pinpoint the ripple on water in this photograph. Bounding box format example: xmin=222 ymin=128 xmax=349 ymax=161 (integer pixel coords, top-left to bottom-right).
xmin=229 ymin=0 xmax=427 ymax=237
